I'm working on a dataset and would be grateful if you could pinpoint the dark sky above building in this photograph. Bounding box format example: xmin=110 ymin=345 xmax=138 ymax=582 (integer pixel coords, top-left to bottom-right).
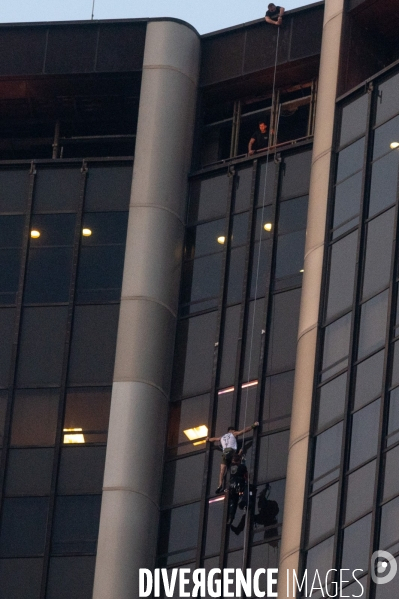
xmin=1 ymin=0 xmax=320 ymax=34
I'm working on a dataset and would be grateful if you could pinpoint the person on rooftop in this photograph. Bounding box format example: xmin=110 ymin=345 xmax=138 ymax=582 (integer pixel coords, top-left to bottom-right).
xmin=265 ymin=3 xmax=285 ymax=26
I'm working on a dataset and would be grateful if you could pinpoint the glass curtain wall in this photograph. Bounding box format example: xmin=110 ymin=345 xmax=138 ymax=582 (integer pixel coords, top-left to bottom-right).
xmin=302 ymin=68 xmax=399 ymax=598
xmin=157 ymin=145 xmax=312 ymax=593
xmin=0 ymin=160 xmax=132 ymax=599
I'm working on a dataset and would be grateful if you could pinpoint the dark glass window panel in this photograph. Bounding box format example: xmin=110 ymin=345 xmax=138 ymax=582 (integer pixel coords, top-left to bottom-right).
xmin=250 ymin=543 xmax=280 ymax=576
xmin=380 ymin=495 xmax=399 ymax=554
xmin=278 ymin=195 xmax=308 ymax=234
xmin=188 ymin=174 xmax=229 ymax=223
xmin=363 ymin=210 xmax=394 ymax=300
xmin=243 ymin=299 xmax=264 ymax=382
xmin=322 ymin=312 xmax=351 ymax=378
xmin=308 ymin=483 xmax=338 ymax=545
xmin=5 ymin=448 xmax=53 ymax=496
xmin=219 ymin=304 xmax=241 ymax=388
xmin=387 ymin=387 xmax=399 ymax=447
xmin=182 ymin=253 xmax=223 ymax=307
xmin=29 ymin=214 xmax=76 ymax=246
xmin=214 ymin=390 xmax=234 ymax=438
xmin=317 ymin=373 xmax=347 ymax=432
xmin=375 ymin=73 xmax=399 ymax=127
xmin=11 ymin=389 xmax=59 ymax=447
xmin=0 ymin=309 xmax=15 ymax=387
xmin=354 ymin=350 xmax=384 ymax=410
xmin=231 ymin=212 xmax=249 ymax=247
xmin=0 ymin=392 xmax=6 ymax=446
xmin=256 ymin=159 xmax=277 ymax=206
xmin=0 ymin=169 xmax=30 ymax=213
xmin=250 ymin=240 xmax=272 ymax=297
xmin=326 ymin=231 xmax=358 ymax=321
xmin=174 ymin=311 xmax=217 ymax=398
xmin=312 ymin=422 xmax=343 ymax=491
xmin=383 ymin=444 xmax=399 ymax=502
xmin=350 ymin=399 xmax=380 ymax=470
xmin=305 ymin=536 xmax=334 ymax=586
xmin=33 ymin=168 xmax=82 ymax=212
xmin=58 ymin=447 xmax=106 ymax=495
xmin=185 ymin=219 xmax=226 ymax=260
xmin=81 ymin=211 xmax=128 ymax=246
xmin=84 ymin=164 xmax=133 ymax=212
xmin=233 ymin=166 xmax=253 ymax=212
xmin=158 ymin=503 xmax=200 ymax=565
xmin=275 ymin=230 xmax=305 ymax=279
xmin=238 ymin=383 xmax=258 ymax=432
xmin=254 ymin=206 xmax=273 ymax=241
xmin=391 ymin=341 xmax=399 ymax=388
xmin=336 ymin=137 xmax=365 ymax=184
xmin=0 ymin=248 xmax=22 ymax=304
xmin=0 ymin=497 xmax=49 ymax=556
xmin=373 ymin=114 xmax=399 ymax=161
xmin=257 ymin=431 xmax=290 ymax=482
xmin=0 ymin=215 xmax=25 ymax=247
xmin=341 ymin=576 xmax=367 ymax=599
xmin=167 ymin=394 xmax=210 ymax=456
xmin=17 ymin=307 xmax=68 ymax=386
xmin=46 ymin=556 xmax=95 ymax=599
xmin=51 ymin=495 xmax=101 ymax=554
xmin=263 ymin=370 xmax=294 ymax=431
xmin=332 ymin=172 xmax=362 ymax=237
xmin=345 ymin=460 xmax=376 ymax=524
xmin=341 ymin=513 xmax=372 ymax=575
xmin=68 ymin=304 xmax=120 ymax=385
xmin=339 ymin=94 xmax=368 ymax=148
xmin=63 ymin=388 xmax=111 ymax=444
xmin=358 ymin=290 xmax=388 ymax=359
xmin=205 ymin=499 xmax=224 ymax=556
xmin=162 ymin=453 xmax=205 ymax=507
xmin=280 ymin=151 xmax=312 ymax=199
xmin=226 ymin=246 xmax=246 ymax=305
xmin=75 ymin=245 xmax=125 ymax=303
xmin=369 ymin=151 xmax=399 ymax=217
xmin=267 ymin=289 xmax=301 ymax=375
xmin=24 ymin=247 xmax=73 ymax=304
xmin=251 ymin=479 xmax=285 ymax=544
xmin=0 ymin=558 xmax=42 ymax=599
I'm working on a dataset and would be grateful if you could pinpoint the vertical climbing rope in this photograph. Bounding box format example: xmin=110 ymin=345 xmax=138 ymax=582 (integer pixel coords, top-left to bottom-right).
xmin=91 ymin=0 xmax=96 ymax=20
xmin=240 ymin=25 xmax=280 ymax=568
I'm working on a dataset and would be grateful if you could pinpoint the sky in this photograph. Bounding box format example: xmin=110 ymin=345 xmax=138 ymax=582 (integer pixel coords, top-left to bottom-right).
xmin=1 ymin=0 xmax=320 ymax=34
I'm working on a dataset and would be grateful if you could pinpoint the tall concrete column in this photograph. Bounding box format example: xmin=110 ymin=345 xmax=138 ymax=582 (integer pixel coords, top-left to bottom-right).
xmin=278 ymin=1 xmax=345 ymax=595
xmin=92 ymin=20 xmax=200 ymax=599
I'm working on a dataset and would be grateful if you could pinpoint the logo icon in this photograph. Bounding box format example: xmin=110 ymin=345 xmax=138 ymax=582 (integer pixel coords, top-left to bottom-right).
xmin=371 ymin=550 xmax=397 ymax=585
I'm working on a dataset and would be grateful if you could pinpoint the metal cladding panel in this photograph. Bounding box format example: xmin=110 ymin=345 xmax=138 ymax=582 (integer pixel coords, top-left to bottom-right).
xmin=45 ymin=26 xmax=98 ymax=74
xmin=290 ymin=7 xmax=324 ymax=60
xmin=200 ymin=29 xmax=245 ymax=86
xmin=243 ymin=21 xmax=290 ymax=74
xmin=96 ymin=23 xmax=147 ymax=72
xmin=0 ymin=28 xmax=47 ymax=75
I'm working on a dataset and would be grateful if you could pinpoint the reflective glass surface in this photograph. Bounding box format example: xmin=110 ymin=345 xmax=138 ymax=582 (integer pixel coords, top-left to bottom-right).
xmin=280 ymin=151 xmax=311 ymax=199
xmin=326 ymin=231 xmax=358 ymax=321
xmin=336 ymin=138 xmax=365 ymax=184
xmin=219 ymin=304 xmax=241 ymax=388
xmin=345 ymin=460 xmax=376 ymax=524
xmin=242 ymin=299 xmax=264 ymax=382
xmin=257 ymin=431 xmax=290 ymax=482
xmin=379 ymin=495 xmax=399 ymax=553
xmin=0 ymin=497 xmax=49 ymax=556
xmin=0 ymin=249 xmax=22 ymax=305
xmin=189 ymin=174 xmax=229 ymax=223
xmin=226 ymin=246 xmax=246 ymax=305
xmin=349 ymin=399 xmax=380 ymax=470
xmin=162 ymin=453 xmax=205 ymax=507
xmin=5 ymin=448 xmax=53 ymax=496
xmin=375 ymin=73 xmax=399 ymax=127
xmin=322 ymin=313 xmax=351 ymax=378
xmin=312 ymin=422 xmax=343 ymax=491
xmin=368 ymin=151 xmax=399 ymax=217
xmin=0 ymin=558 xmax=42 ymax=599
xmin=33 ymin=168 xmax=81 ymax=212
xmin=63 ymin=388 xmax=111 ymax=445
xmin=387 ymin=386 xmax=399 ymax=447
xmin=373 ymin=114 xmax=399 ymax=160
xmin=11 ymin=390 xmax=59 ymax=447
xmin=317 ymin=373 xmax=347 ymax=432
xmin=353 ymin=350 xmax=384 ymax=410
xmin=233 ymin=166 xmax=253 ymax=212
xmin=0 ymin=309 xmax=15 ymax=386
xmin=46 ymin=556 xmax=96 ymax=599
xmin=0 ymin=169 xmax=30 ymax=213
xmin=383 ymin=444 xmax=399 ymax=502
xmin=339 ymin=94 xmax=368 ymax=148
xmin=167 ymin=394 xmax=210 ymax=456
xmin=84 ymin=164 xmax=132 ymax=211
xmin=308 ymin=483 xmax=338 ymax=545
xmin=185 ymin=219 xmax=226 ymax=260
xmin=256 ymin=159 xmax=276 ymax=206
xmin=275 ymin=229 xmax=305 ymax=279
xmin=332 ymin=171 xmax=362 ymax=238
xmin=158 ymin=502 xmax=200 ymax=565
xmin=341 ymin=513 xmax=372 ymax=575
xmin=267 ymin=289 xmax=301 ymax=375
xmin=263 ymin=370 xmax=294 ymax=431
xmin=57 ymin=447 xmax=106 ymax=495
xmin=51 ymin=495 xmax=101 ymax=554
xmin=358 ymin=290 xmax=388 ymax=359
